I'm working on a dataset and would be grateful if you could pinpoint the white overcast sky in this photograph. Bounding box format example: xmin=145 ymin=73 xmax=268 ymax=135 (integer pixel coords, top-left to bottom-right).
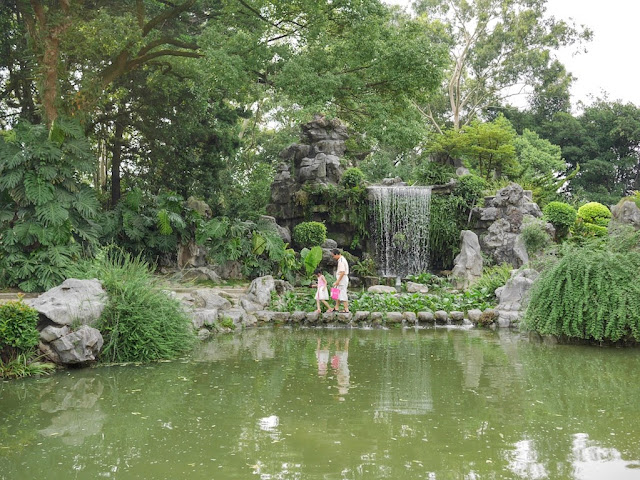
xmin=382 ymin=0 xmax=640 ymax=108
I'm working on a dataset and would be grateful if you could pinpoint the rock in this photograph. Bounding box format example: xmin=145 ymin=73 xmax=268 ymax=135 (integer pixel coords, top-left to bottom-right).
xmin=386 ymin=312 xmax=403 ymax=323
xmin=492 ymin=269 xmax=538 ymax=327
xmin=239 ymin=276 xmax=276 ymax=313
xmin=403 ymin=312 xmax=417 ymax=324
xmin=611 ymin=200 xmax=640 ymax=229
xmin=179 ymin=266 xmax=222 ymax=283
xmin=451 ymin=230 xmax=483 ymax=290
xmin=473 ymin=183 xmax=542 ymax=268
xmin=190 ymin=309 xmax=218 ymax=329
xmin=40 ymin=325 xmax=70 ymax=343
xmin=28 ymin=278 xmax=106 ymax=327
xmin=260 ymin=215 xmax=291 ymax=244
xmin=467 ymin=309 xmax=483 ymax=323
xmin=406 ymin=282 xmax=429 ymax=294
xmin=290 ymin=311 xmax=307 ymax=323
xmin=353 ymin=311 xmax=370 ymax=323
xmin=254 ymin=310 xmax=276 ymax=323
xmin=367 ymin=285 xmax=397 ymax=294
xmin=40 ymin=325 xmax=103 ymax=365
xmin=449 ymin=311 xmax=465 ymax=323
xmin=184 ymin=290 xmax=231 ymax=310
xmin=478 ymin=309 xmax=498 ymax=326
xmin=417 ymin=311 xmax=435 ymax=324
xmin=322 ymin=238 xmax=338 ymax=249
xmin=434 ymin=310 xmax=449 ymax=324
xmin=197 ymin=329 xmax=211 ymax=340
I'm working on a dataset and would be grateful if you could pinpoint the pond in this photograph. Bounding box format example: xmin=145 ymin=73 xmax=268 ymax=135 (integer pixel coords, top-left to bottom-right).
xmin=1 ymin=327 xmax=640 ymax=480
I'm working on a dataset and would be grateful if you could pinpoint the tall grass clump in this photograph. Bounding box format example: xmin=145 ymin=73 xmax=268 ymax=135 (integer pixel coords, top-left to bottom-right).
xmin=523 ymin=237 xmax=640 ymax=343
xmin=72 ymin=248 xmax=195 ymax=363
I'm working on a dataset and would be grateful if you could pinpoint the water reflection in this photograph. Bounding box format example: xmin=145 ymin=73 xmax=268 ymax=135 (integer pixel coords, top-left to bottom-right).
xmin=1 ymin=328 xmax=640 ymax=480
xmin=39 ymin=377 xmax=105 ymax=446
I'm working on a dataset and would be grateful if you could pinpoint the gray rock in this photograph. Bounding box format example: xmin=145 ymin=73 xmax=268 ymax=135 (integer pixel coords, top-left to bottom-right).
xmin=611 ymin=200 xmax=640 ymax=229
xmin=190 ymin=309 xmax=218 ymax=329
xmin=417 ymin=311 xmax=435 ymax=324
xmin=406 ymin=282 xmax=429 ymax=294
xmin=494 ymin=269 xmax=539 ymax=327
xmin=451 ymin=230 xmax=483 ymax=290
xmin=353 ymin=311 xmax=370 ymax=323
xmin=291 ymin=311 xmax=307 ymax=323
xmin=179 ymin=266 xmax=222 ymax=282
xmin=187 ymin=290 xmax=231 ymax=310
xmin=40 ymin=325 xmax=70 ymax=343
xmin=467 ymin=309 xmax=483 ymax=323
xmin=28 ymin=278 xmax=105 ymax=327
xmin=449 ymin=311 xmax=465 ymax=323
xmin=434 ymin=310 xmax=449 ymax=324
xmin=241 ymin=276 xmax=276 ymax=310
xmin=41 ymin=325 xmax=103 ymax=365
xmin=403 ymin=312 xmax=417 ymax=324
xmin=386 ymin=312 xmax=404 ymax=323
xmin=367 ymin=285 xmax=397 ymax=294
xmin=197 ymin=329 xmax=211 ymax=340
xmin=322 ymin=239 xmax=338 ymax=249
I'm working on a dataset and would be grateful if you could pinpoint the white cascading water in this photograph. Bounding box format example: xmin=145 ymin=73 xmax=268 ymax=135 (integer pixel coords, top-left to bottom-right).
xmin=369 ymin=186 xmax=432 ymax=277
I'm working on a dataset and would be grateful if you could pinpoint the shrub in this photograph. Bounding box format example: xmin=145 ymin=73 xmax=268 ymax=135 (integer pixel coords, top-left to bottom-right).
xmin=72 ymin=248 xmax=195 ymax=363
xmin=543 ymin=201 xmax=577 ymax=240
xmin=523 ymin=244 xmax=640 ymax=343
xmin=340 ymin=167 xmax=366 ymax=188
xmin=577 ymin=202 xmax=611 ymax=227
xmin=469 ymin=263 xmax=512 ymax=300
xmin=0 ymin=298 xmax=40 ymax=359
xmin=292 ymin=221 xmax=327 ymax=248
xmin=520 ymin=217 xmax=552 ymax=255
xmin=414 ymin=161 xmax=456 ymax=185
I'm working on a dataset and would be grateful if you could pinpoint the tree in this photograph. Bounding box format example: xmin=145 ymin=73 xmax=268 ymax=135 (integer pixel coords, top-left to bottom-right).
xmin=413 ymin=0 xmax=591 ymax=130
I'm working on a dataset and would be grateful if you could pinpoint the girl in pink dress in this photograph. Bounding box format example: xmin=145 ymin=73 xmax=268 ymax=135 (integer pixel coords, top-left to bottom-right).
xmin=312 ymin=268 xmax=333 ymax=313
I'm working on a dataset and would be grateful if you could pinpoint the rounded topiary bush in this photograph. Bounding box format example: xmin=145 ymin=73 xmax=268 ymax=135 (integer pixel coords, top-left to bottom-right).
xmin=543 ymin=201 xmax=577 ymax=240
xmin=293 ymin=221 xmax=327 ymax=248
xmin=340 ymin=167 xmax=366 ymax=188
xmin=577 ymin=202 xmax=611 ymax=226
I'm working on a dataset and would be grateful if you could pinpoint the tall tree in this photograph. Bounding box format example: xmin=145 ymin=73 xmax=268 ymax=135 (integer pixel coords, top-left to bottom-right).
xmin=413 ymin=0 xmax=591 ymax=130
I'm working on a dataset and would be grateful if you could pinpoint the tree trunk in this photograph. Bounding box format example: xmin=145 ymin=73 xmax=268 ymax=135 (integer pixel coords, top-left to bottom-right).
xmin=110 ymin=119 xmax=125 ymax=207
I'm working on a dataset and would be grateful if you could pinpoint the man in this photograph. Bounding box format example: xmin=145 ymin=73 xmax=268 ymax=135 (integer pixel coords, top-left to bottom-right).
xmin=331 ymin=248 xmax=349 ymax=313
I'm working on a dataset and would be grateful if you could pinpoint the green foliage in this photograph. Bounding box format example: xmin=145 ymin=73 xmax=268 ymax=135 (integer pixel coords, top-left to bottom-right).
xmin=428 ymin=175 xmax=486 ymax=269
xmin=0 ymin=352 xmax=56 ymax=379
xmin=197 ymin=216 xmax=296 ymax=280
xmin=577 ymin=202 xmax=612 ymax=227
xmin=100 ymin=190 xmax=200 ymax=262
xmin=71 ymin=248 xmax=195 ymax=363
xmin=414 ymin=161 xmax=456 ymax=185
xmin=0 ymin=119 xmax=99 ymax=291
xmin=468 ymin=264 xmax=513 ymax=301
xmin=571 ymin=202 xmax=611 ymax=240
xmin=0 ymin=298 xmax=54 ymax=379
xmin=0 ymin=298 xmax=40 ymax=355
xmin=340 ymin=168 xmax=366 ymax=188
xmin=520 ymin=217 xmax=552 ymax=255
xmin=523 ymin=243 xmax=640 ymax=343
xmin=351 ymin=257 xmax=377 ymax=277
xmin=292 ymin=221 xmax=327 ymax=249
xmin=301 ymin=246 xmax=323 ymax=278
xmin=543 ymin=201 xmax=577 ymax=240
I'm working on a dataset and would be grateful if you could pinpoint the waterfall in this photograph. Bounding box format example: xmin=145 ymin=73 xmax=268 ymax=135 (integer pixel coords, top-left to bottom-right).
xmin=368 ymin=186 xmax=432 ymax=277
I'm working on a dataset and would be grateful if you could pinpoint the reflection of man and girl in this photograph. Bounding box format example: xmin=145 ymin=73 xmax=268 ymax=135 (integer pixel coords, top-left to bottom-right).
xmin=316 ymin=337 xmax=350 ymax=398
xmin=311 ymin=249 xmax=349 ymax=313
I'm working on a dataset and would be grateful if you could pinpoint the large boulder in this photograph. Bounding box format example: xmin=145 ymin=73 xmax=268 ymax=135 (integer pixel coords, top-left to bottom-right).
xmin=27 ymin=278 xmax=106 ymax=327
xmin=451 ymin=230 xmax=483 ymax=289
xmin=494 ymin=269 xmax=539 ymax=328
xmin=472 ymin=183 xmax=541 ymax=267
xmin=611 ymin=200 xmax=640 ymax=229
xmin=39 ymin=325 xmax=103 ymax=365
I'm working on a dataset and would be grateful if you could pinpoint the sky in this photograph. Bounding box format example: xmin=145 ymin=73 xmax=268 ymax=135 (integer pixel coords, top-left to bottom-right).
xmin=382 ymin=0 xmax=640 ymax=108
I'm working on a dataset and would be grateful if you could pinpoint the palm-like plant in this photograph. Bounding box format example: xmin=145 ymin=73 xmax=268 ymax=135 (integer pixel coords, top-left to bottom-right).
xmin=0 ymin=119 xmax=100 ymax=291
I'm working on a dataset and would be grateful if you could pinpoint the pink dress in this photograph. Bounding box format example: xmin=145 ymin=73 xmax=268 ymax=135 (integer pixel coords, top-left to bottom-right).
xmin=315 ymin=276 xmax=329 ymax=300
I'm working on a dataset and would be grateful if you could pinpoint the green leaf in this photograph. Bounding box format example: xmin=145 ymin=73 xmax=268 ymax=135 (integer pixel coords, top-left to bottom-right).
xmin=24 ymin=172 xmax=55 ymax=205
xmin=157 ymin=209 xmax=173 ymax=235
xmin=35 ymin=201 xmax=69 ymax=226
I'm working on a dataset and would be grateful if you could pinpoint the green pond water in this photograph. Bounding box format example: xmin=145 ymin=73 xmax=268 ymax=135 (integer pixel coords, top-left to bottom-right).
xmin=1 ymin=327 xmax=640 ymax=480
